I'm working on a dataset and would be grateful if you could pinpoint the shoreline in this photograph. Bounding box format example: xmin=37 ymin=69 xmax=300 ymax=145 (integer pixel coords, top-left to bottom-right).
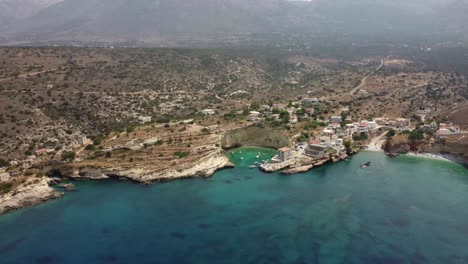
xmin=404 ymin=152 xmax=467 ymax=166
xmin=362 ymin=149 xmax=468 ymax=167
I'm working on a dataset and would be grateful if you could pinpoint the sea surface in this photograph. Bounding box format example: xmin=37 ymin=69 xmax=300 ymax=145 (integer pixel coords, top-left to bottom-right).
xmin=1 ymin=147 xmax=468 ymax=264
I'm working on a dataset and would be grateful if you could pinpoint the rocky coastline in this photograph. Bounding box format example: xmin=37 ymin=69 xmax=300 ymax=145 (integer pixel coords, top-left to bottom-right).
xmin=260 ymin=153 xmax=350 ymax=174
xmin=0 ymin=150 xmax=234 ymax=215
xmin=0 ymin=177 xmax=63 ymax=215
xmin=54 ymin=151 xmax=234 ymax=184
xmin=383 ymin=135 xmax=468 ymax=167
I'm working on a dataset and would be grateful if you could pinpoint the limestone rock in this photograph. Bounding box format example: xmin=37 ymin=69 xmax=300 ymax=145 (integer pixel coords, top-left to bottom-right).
xmin=0 ymin=177 xmax=63 ymax=215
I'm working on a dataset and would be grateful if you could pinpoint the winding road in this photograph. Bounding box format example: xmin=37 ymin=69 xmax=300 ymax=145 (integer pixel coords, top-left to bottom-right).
xmin=350 ymin=58 xmax=386 ymax=95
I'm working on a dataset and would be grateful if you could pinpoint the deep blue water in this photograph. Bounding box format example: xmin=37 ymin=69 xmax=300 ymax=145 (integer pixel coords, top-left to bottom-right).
xmin=1 ymin=149 xmax=468 ymax=264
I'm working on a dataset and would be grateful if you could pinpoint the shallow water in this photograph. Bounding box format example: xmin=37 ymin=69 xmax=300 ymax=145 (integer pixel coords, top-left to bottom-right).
xmin=1 ymin=148 xmax=468 ymax=264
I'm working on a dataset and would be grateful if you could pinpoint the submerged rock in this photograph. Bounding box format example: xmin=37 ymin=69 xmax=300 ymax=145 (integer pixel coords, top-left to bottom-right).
xmin=58 ymin=183 xmax=76 ymax=191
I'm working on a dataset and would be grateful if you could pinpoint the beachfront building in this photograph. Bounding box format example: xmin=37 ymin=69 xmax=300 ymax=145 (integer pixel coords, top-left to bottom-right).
xmin=201 ymin=109 xmax=215 ymax=115
xmin=305 ymin=144 xmax=328 ymax=159
xmin=356 ymin=120 xmax=378 ymax=133
xmin=278 ymin=148 xmax=293 ymax=162
xmin=345 ymin=124 xmax=358 ymax=138
xmin=436 ymin=123 xmax=461 ymax=138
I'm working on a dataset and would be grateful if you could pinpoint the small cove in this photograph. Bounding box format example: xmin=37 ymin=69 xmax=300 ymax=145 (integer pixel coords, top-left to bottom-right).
xmin=1 ymin=147 xmax=468 ymax=264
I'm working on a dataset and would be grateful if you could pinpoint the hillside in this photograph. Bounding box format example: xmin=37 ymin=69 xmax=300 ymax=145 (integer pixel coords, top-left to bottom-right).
xmin=0 ymin=46 xmax=467 ymax=159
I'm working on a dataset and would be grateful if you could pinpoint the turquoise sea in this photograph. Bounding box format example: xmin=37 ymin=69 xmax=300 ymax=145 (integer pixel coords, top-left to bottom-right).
xmin=1 ymin=147 xmax=468 ymax=264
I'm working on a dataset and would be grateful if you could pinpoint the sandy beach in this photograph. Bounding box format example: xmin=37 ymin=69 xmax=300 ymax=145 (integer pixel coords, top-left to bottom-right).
xmin=366 ymin=131 xmax=388 ymax=152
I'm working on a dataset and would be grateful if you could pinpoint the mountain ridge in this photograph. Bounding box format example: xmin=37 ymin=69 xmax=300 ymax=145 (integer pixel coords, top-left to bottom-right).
xmin=1 ymin=0 xmax=467 ymax=46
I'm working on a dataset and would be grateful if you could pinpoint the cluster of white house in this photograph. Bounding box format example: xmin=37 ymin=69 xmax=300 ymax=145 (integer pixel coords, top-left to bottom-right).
xmin=272 ymin=116 xmax=414 ymax=163
xmin=436 ymin=123 xmax=461 ymax=138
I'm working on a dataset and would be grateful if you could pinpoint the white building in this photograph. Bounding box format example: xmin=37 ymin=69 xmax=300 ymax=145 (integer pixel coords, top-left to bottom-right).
xmin=305 ymin=144 xmax=328 ymax=159
xmin=260 ymin=105 xmax=271 ymax=112
xmin=437 ymin=123 xmax=461 ymax=137
xmin=290 ymin=115 xmax=298 ymax=124
xmin=330 ymin=116 xmax=342 ymax=124
xmin=0 ymin=172 xmax=10 ymax=182
xmin=80 ymin=137 xmax=93 ymax=146
xmin=248 ymin=111 xmax=261 ymax=122
xmin=138 ymin=116 xmax=152 ymax=124
xmin=345 ymin=124 xmax=357 ymax=137
xmin=201 ymin=109 xmax=215 ymax=115
xmin=278 ymin=148 xmax=293 ymax=162
xmin=301 ymin=97 xmax=320 ymax=105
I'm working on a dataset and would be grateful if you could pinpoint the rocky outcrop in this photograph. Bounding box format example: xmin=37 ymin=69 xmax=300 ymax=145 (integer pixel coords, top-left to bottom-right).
xmin=427 ymin=135 xmax=468 ymax=159
xmin=384 ymin=134 xmax=468 ymax=167
xmin=261 ymin=155 xmax=337 ymax=174
xmin=383 ymin=135 xmax=429 ymax=153
xmin=221 ymin=126 xmax=289 ymax=150
xmin=260 ymin=158 xmax=296 ymax=172
xmin=282 ymin=164 xmax=314 ymax=175
xmin=55 ymin=151 xmax=234 ymax=184
xmin=0 ymin=177 xmax=63 ymax=215
xmin=58 ymin=183 xmax=76 ymax=191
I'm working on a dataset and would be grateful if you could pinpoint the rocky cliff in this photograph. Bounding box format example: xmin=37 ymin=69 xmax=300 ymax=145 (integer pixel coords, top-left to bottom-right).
xmin=221 ymin=126 xmax=289 ymax=150
xmin=383 ymin=135 xmax=429 ymax=153
xmin=384 ymin=134 xmax=468 ymax=166
xmin=0 ymin=177 xmax=63 ymax=215
xmin=427 ymin=134 xmax=468 ymax=165
xmin=51 ymin=150 xmax=234 ymax=184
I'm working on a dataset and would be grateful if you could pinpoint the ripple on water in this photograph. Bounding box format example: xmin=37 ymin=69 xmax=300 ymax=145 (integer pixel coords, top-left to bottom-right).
xmin=0 ymin=150 xmax=467 ymax=263
xmin=170 ymin=232 xmax=187 ymax=240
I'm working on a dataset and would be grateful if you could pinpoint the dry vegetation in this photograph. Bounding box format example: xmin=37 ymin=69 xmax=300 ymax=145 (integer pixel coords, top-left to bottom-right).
xmin=0 ymin=47 xmax=467 ymax=160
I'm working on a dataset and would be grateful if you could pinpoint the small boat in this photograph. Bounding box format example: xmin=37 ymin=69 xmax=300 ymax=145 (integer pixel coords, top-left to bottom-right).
xmin=256 ymin=155 xmax=260 ymax=158
xmin=240 ymin=157 xmax=244 ymax=160
xmin=360 ymin=161 xmax=371 ymax=169
xmin=249 ymin=165 xmax=257 ymax=169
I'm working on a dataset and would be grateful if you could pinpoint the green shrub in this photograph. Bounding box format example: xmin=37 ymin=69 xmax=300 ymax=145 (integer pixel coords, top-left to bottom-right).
xmin=408 ymin=130 xmax=424 ymax=141
xmin=0 ymin=158 xmax=9 ymax=167
xmin=0 ymin=182 xmax=13 ymax=194
xmin=85 ymin=144 xmax=97 ymax=151
xmin=61 ymin=151 xmax=76 ymax=162
xmin=173 ymin=151 xmax=189 ymax=159
xmin=353 ymin=132 xmax=368 ymax=141
xmin=386 ymin=129 xmax=396 ymax=139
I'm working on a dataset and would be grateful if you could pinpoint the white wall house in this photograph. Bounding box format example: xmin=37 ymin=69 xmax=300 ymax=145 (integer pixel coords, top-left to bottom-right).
xmin=201 ymin=109 xmax=215 ymax=115
xmin=138 ymin=116 xmax=152 ymax=124
xmin=330 ymin=116 xmax=342 ymax=124
xmin=248 ymin=111 xmax=261 ymax=122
